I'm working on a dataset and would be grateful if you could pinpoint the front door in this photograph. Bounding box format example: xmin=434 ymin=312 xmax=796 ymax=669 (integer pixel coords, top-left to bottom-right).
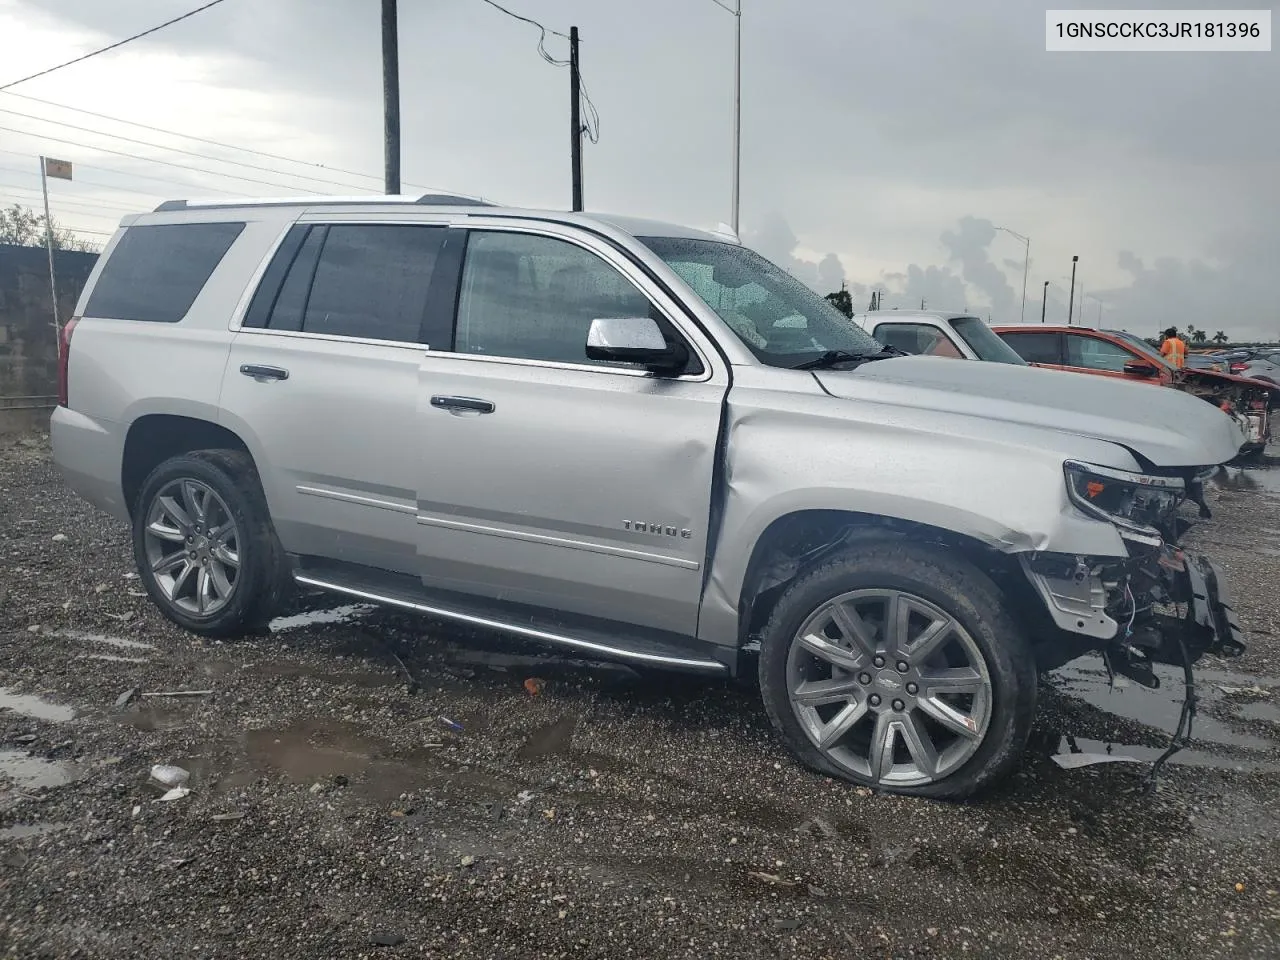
xmin=415 ymin=225 xmax=728 ymax=636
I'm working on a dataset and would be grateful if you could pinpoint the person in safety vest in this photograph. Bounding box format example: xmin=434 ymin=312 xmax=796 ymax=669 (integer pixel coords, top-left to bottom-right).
xmin=1159 ymin=327 xmax=1187 ymax=369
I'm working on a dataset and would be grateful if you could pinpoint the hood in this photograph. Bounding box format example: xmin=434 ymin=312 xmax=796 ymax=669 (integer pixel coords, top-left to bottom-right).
xmin=814 ymin=356 xmax=1242 ymax=468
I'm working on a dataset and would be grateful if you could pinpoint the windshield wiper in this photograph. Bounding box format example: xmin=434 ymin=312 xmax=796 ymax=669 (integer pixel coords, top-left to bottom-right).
xmin=791 ymin=346 xmax=906 ymax=370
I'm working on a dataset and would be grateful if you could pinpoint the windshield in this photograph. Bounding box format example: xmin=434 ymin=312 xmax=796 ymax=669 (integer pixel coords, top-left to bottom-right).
xmin=638 ymin=236 xmax=882 ymax=366
xmin=1110 ymin=330 xmax=1173 ymax=370
xmin=949 ymin=316 xmax=1027 ymax=364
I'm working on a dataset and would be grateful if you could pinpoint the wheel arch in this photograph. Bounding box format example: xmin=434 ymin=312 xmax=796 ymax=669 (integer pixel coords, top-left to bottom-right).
xmin=121 ymin=414 xmax=252 ymax=518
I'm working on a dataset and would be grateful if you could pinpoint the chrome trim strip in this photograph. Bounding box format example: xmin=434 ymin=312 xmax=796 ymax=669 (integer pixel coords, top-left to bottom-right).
xmin=293 ymin=573 xmax=727 ymax=674
xmin=297 ymin=485 xmax=416 ymax=514
xmin=415 ymin=513 xmax=700 ymax=569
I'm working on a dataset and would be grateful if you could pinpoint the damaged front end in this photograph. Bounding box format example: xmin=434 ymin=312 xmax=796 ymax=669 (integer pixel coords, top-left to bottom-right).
xmin=1021 ymin=461 xmax=1245 ymax=690
xmin=1175 ymin=369 xmax=1277 ymax=456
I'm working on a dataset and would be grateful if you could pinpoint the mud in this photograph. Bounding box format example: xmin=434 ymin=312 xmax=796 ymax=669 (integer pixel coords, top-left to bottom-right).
xmin=2 ymin=434 xmax=1280 ymax=959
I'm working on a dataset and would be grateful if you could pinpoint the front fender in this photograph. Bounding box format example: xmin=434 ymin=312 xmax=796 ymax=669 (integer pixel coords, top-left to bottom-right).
xmin=696 ymin=387 xmax=1131 ymax=651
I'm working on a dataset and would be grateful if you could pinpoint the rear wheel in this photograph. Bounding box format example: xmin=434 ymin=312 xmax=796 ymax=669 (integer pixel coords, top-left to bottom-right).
xmin=132 ymin=450 xmax=287 ymax=637
xmin=758 ymin=541 xmax=1036 ymax=800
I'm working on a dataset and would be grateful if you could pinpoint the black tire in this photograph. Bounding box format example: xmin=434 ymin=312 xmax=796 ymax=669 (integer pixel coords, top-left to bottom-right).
xmin=132 ymin=450 xmax=288 ymax=637
xmin=757 ymin=540 xmax=1036 ymax=800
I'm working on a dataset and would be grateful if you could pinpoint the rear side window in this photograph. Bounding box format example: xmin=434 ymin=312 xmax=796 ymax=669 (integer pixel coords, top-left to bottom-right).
xmin=998 ymin=331 xmax=1062 ymax=365
xmin=84 ymin=222 xmax=244 ymax=323
xmin=248 ymin=224 xmax=447 ymax=344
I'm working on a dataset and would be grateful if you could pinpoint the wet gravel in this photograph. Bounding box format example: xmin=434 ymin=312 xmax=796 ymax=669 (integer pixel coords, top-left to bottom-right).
xmin=2 ymin=432 xmax=1280 ymax=959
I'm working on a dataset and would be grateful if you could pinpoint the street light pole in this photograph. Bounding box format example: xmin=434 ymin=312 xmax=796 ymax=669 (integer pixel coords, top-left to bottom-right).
xmin=994 ymin=226 xmax=1031 ymax=324
xmin=381 ymin=0 xmax=400 ymax=195
xmin=1067 ymin=255 xmax=1078 ymax=326
xmin=1041 ymin=281 xmax=1049 ymax=323
xmin=711 ymin=0 xmax=742 ymax=235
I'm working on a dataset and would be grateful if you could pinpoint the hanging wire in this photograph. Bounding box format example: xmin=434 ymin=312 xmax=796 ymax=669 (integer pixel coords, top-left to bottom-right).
xmin=477 ymin=0 xmax=570 ymax=64
xmin=475 ymin=0 xmax=598 ymax=141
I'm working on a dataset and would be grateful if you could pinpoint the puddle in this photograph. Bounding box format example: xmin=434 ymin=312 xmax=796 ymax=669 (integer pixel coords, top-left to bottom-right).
xmin=1213 ymin=465 xmax=1280 ymax=495
xmin=0 ymin=822 xmax=67 ymax=840
xmin=269 ymin=605 xmax=376 ymax=633
xmin=1237 ymin=701 xmax=1280 ymax=723
xmin=55 ymin=631 xmax=155 ymax=651
xmin=1053 ymin=735 xmax=1280 ymax=774
xmin=1050 ymin=658 xmax=1274 ymax=754
xmin=0 ymin=750 xmax=81 ymax=789
xmin=0 ymin=688 xmax=75 ymax=723
xmin=234 ymin=719 xmax=511 ymax=803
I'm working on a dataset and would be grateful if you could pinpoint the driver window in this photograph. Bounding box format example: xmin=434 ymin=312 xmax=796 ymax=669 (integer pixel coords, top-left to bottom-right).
xmin=457 ymin=231 xmax=665 ymax=367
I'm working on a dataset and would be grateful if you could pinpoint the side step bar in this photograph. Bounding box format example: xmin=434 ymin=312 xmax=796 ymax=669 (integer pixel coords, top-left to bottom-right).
xmin=293 ymin=570 xmax=729 ymax=676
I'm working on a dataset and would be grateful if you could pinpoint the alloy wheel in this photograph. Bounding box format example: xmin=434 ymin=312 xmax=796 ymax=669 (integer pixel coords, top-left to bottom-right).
xmin=142 ymin=478 xmax=241 ymax=617
xmin=786 ymin=588 xmax=992 ymax=787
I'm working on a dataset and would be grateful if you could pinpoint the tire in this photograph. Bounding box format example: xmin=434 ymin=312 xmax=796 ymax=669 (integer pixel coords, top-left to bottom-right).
xmin=132 ymin=450 xmax=288 ymax=637
xmin=757 ymin=540 xmax=1036 ymax=800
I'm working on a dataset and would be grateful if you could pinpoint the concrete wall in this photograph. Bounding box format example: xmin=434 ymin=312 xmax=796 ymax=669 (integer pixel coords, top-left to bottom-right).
xmin=0 ymin=243 xmax=98 ymax=433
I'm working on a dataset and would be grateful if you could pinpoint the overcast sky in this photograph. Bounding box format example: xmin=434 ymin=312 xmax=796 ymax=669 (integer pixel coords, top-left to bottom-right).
xmin=1 ymin=0 xmax=1277 ymax=339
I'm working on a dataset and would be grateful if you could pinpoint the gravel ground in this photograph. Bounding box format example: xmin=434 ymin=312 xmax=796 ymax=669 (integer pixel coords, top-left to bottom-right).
xmin=2 ymin=433 xmax=1279 ymax=959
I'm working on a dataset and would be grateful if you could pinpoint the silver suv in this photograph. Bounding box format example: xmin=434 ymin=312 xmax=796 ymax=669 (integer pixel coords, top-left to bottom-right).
xmin=51 ymin=194 xmax=1246 ymax=798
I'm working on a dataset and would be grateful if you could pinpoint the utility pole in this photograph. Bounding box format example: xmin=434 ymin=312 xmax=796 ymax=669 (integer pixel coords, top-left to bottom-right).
xmin=569 ymin=26 xmax=583 ymax=211
xmin=1041 ymin=281 xmax=1049 ymax=323
xmin=381 ymin=0 xmax=400 ymax=194
xmin=1067 ymin=255 xmax=1078 ymax=326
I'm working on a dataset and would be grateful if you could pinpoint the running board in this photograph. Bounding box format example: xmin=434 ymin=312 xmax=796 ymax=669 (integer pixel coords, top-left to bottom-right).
xmin=292 ymin=567 xmax=729 ymax=676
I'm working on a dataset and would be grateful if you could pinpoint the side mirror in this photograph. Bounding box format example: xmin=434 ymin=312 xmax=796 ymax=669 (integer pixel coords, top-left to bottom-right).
xmin=1123 ymin=361 xmax=1159 ymax=378
xmin=586 ymin=317 xmax=687 ymax=373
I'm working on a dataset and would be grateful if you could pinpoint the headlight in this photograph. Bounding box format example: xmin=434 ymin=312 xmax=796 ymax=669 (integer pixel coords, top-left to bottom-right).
xmin=1063 ymin=461 xmax=1185 ymax=546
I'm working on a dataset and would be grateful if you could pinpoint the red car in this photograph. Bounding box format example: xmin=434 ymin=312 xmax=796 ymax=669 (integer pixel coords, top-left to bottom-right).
xmin=992 ymin=324 xmax=1277 ymax=454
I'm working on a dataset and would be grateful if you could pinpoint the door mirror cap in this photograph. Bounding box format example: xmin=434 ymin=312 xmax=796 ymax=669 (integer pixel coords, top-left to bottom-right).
xmin=586 ymin=317 xmax=687 ymax=372
xmin=1123 ymin=361 xmax=1160 ymax=378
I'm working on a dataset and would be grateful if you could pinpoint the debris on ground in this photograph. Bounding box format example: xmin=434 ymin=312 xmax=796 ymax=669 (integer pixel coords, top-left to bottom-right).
xmin=523 ymin=677 xmax=546 ymax=697
xmin=149 ymin=764 xmax=190 ymax=789
xmin=155 ymin=786 xmax=190 ymax=802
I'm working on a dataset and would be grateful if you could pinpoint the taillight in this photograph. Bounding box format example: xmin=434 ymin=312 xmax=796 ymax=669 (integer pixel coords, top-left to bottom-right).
xmin=57 ymin=317 xmax=79 ymax=407
xmin=1229 ymin=362 xmax=1247 ymax=373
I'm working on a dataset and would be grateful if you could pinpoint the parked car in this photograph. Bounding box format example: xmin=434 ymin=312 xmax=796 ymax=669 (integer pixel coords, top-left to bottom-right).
xmin=1225 ymin=353 xmax=1280 ymax=385
xmin=1184 ymin=354 xmax=1225 ymax=373
xmin=849 ymin=311 xmax=1027 ymax=365
xmin=992 ymin=324 xmax=1277 ymax=456
xmin=52 ymin=194 xmax=1245 ymax=798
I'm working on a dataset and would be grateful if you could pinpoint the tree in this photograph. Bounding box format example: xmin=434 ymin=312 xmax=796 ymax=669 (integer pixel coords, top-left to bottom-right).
xmin=0 ymin=203 xmax=97 ymax=252
xmin=1212 ymin=330 xmax=1228 ymax=344
xmin=1190 ymin=328 xmax=1207 ymax=344
xmin=824 ymin=283 xmax=853 ymax=318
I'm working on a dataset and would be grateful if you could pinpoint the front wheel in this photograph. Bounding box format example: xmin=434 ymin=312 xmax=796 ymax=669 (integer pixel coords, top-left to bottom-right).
xmin=758 ymin=541 xmax=1036 ymax=800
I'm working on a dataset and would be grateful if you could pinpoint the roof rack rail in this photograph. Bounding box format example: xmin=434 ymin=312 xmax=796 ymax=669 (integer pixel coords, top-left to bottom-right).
xmin=153 ymin=192 xmax=495 ymax=213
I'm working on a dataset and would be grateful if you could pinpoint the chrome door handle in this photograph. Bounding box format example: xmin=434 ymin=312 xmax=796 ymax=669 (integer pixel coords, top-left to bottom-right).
xmin=240 ymin=364 xmax=289 ymax=381
xmin=430 ymin=395 xmax=495 ymax=414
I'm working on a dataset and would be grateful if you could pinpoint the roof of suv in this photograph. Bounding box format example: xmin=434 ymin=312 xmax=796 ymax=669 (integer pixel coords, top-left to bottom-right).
xmin=142 ymin=192 xmax=734 ymax=244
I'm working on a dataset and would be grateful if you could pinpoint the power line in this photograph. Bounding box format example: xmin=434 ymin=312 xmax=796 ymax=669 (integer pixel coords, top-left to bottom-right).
xmin=477 ymin=0 xmax=570 ymax=65
xmin=476 ymin=0 xmax=599 ymax=141
xmin=0 ymin=183 xmax=137 ymax=216
xmin=0 ymin=123 xmax=335 ymax=194
xmin=0 ymin=107 xmax=376 ymax=192
xmin=0 ymin=90 xmax=400 ymax=188
xmin=0 ymin=0 xmax=230 ymax=92
xmin=0 ymin=145 xmax=241 ymax=196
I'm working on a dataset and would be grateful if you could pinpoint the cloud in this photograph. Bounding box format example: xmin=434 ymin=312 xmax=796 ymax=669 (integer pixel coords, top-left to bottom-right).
xmin=744 ymin=212 xmax=847 ymax=293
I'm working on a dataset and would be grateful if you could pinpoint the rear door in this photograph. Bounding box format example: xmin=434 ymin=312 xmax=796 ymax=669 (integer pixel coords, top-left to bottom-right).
xmin=996 ymin=330 xmax=1065 ymax=369
xmin=221 ymin=220 xmax=454 ymax=575
xmin=414 ymin=222 xmax=729 ymax=636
